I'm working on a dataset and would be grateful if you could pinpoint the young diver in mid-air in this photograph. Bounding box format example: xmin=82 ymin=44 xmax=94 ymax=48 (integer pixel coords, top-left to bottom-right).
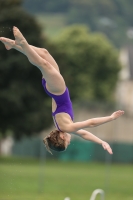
xmin=0 ymin=27 xmax=124 ymax=154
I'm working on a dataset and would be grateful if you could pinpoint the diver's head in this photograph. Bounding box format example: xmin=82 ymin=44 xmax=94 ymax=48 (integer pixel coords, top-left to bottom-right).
xmin=43 ymin=130 xmax=71 ymax=154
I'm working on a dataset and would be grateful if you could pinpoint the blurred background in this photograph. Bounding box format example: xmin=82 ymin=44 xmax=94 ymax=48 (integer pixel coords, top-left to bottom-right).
xmin=0 ymin=0 xmax=133 ymax=200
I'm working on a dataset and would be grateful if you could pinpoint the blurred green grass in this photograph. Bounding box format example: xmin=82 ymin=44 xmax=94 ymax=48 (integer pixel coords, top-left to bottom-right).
xmin=35 ymin=13 xmax=67 ymax=38
xmin=0 ymin=156 xmax=133 ymax=200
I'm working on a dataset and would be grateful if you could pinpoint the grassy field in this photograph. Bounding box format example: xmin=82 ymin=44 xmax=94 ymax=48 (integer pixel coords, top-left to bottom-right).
xmin=0 ymin=157 xmax=133 ymax=200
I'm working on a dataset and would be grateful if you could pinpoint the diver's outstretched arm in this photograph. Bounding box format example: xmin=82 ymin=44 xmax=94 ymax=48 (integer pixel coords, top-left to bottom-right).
xmin=74 ymin=129 xmax=113 ymax=154
xmin=62 ymin=110 xmax=124 ymax=133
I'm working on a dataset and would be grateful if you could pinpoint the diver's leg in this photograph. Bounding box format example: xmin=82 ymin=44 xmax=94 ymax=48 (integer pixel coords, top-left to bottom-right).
xmin=30 ymin=45 xmax=60 ymax=72
xmin=0 ymin=37 xmax=59 ymax=71
xmin=13 ymin=26 xmax=65 ymax=94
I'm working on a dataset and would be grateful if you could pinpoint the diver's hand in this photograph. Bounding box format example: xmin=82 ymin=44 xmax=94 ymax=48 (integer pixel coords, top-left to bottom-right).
xmin=102 ymin=141 xmax=113 ymax=154
xmin=111 ymin=110 xmax=124 ymax=120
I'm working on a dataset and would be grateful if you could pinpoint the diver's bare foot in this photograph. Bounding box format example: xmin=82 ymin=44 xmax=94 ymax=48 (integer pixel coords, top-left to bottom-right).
xmin=0 ymin=37 xmax=15 ymax=50
xmin=13 ymin=26 xmax=26 ymax=46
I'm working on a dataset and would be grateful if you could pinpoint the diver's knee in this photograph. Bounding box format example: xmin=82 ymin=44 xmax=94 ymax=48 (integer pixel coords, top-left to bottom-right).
xmin=42 ymin=48 xmax=49 ymax=55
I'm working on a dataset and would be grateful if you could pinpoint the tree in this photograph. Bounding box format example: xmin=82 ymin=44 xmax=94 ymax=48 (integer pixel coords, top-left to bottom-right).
xmin=66 ymin=0 xmax=133 ymax=47
xmin=0 ymin=0 xmax=52 ymax=139
xmin=53 ymin=25 xmax=121 ymax=102
xmin=23 ymin=0 xmax=70 ymax=13
xmin=23 ymin=0 xmax=133 ymax=47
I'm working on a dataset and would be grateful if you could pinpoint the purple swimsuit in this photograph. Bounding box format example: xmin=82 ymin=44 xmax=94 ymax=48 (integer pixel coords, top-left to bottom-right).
xmin=42 ymin=78 xmax=74 ymax=131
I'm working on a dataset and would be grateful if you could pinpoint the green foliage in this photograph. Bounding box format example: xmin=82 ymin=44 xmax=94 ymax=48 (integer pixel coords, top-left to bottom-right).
xmin=23 ymin=0 xmax=133 ymax=47
xmin=0 ymin=0 xmax=52 ymax=138
xmin=0 ymin=0 xmax=22 ymax=9
xmin=23 ymin=0 xmax=70 ymax=13
xmin=66 ymin=0 xmax=132 ymax=46
xmin=53 ymin=25 xmax=121 ymax=102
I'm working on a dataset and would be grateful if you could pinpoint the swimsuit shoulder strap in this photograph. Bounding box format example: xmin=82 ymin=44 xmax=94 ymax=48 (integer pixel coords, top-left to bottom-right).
xmin=53 ymin=116 xmax=62 ymax=132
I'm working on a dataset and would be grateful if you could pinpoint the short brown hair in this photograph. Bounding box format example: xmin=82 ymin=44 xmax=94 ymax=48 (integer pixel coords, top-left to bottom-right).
xmin=43 ymin=130 xmax=65 ymax=154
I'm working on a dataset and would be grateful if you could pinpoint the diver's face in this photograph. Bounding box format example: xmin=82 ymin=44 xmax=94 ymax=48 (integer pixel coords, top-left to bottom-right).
xmin=64 ymin=132 xmax=71 ymax=148
xmin=60 ymin=132 xmax=71 ymax=148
